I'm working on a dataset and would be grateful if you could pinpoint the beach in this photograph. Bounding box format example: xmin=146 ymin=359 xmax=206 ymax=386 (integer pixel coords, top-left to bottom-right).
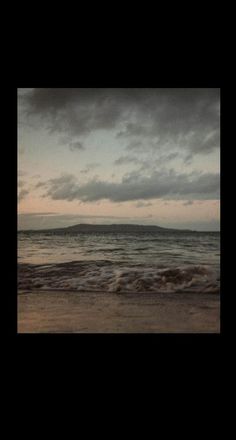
xmin=17 ymin=230 xmax=220 ymax=333
xmin=18 ymin=290 xmax=220 ymax=333
xmin=17 ymin=88 xmax=220 ymax=334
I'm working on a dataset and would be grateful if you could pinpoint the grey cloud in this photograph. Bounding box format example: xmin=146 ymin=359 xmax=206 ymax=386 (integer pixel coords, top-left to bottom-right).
xmin=21 ymin=88 xmax=131 ymax=136
xmin=18 ymin=212 xmax=137 ymax=230
xmin=137 ymin=153 xmax=180 ymax=171
xmin=18 ymin=189 xmax=29 ymax=201
xmin=80 ymin=162 xmax=100 ymax=174
xmin=34 ymin=181 xmax=47 ymax=189
xmin=165 ymin=152 xmax=179 ymax=161
xmin=41 ymin=174 xmax=77 ymax=200
xmin=114 ymin=155 xmax=140 ymax=166
xmin=117 ymin=122 xmax=150 ymax=138
xmin=19 ymin=213 xmax=133 ymax=220
xmin=18 ymin=179 xmax=25 ymax=188
xmin=135 ymin=201 xmax=153 ymax=208
xmin=69 ymin=141 xmax=85 ymax=151
xmin=18 ymin=170 xmax=28 ymax=177
xmin=19 ymin=88 xmax=220 ymax=156
xmin=183 ymin=200 xmax=194 ymax=206
xmin=80 ymin=169 xmax=89 ymax=174
xmin=86 ymin=162 xmax=100 ymax=168
xmin=125 ymin=140 xmax=144 ymax=150
xmin=18 ymin=147 xmax=26 ymax=156
xmin=58 ymin=135 xmax=71 ymax=144
xmin=41 ymin=169 xmax=220 ymax=203
xmin=123 ymin=120 xmax=219 ymax=156
xmin=18 ymin=177 xmax=31 ymax=202
xmin=58 ymin=136 xmax=85 ymax=151
xmin=58 ymin=135 xmax=86 ymax=153
xmin=114 ymin=152 xmax=179 ymax=169
xmin=184 ymin=153 xmax=194 ymax=164
xmin=19 ymin=212 xmax=57 ymax=217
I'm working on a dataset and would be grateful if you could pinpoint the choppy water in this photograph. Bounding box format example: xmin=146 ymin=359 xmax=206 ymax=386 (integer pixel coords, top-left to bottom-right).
xmin=18 ymin=231 xmax=220 ymax=294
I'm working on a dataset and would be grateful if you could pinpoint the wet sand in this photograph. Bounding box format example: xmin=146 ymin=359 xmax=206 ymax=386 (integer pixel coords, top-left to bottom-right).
xmin=17 ymin=290 xmax=220 ymax=333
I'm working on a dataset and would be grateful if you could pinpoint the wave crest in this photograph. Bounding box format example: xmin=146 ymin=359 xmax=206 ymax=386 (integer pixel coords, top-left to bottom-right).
xmin=18 ymin=261 xmax=220 ymax=294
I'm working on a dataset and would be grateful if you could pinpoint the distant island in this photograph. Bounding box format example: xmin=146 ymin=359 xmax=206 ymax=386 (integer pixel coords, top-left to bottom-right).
xmin=18 ymin=223 xmax=203 ymax=234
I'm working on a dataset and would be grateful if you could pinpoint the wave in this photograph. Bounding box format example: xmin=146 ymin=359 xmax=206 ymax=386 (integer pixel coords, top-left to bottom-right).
xmin=18 ymin=261 xmax=220 ymax=294
xmin=86 ymin=248 xmax=126 ymax=253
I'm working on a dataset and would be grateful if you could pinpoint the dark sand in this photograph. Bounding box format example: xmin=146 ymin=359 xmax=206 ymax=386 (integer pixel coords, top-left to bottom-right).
xmin=17 ymin=290 xmax=220 ymax=333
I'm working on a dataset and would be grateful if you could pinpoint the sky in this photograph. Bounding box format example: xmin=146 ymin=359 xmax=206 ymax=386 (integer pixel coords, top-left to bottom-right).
xmin=18 ymin=88 xmax=220 ymax=231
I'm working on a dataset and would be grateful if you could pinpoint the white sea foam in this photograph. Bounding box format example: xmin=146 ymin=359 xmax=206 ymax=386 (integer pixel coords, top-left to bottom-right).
xmin=18 ymin=261 xmax=220 ymax=294
xmin=18 ymin=231 xmax=220 ymax=294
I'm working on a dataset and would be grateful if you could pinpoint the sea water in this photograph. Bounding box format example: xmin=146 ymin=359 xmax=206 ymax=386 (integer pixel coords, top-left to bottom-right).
xmin=18 ymin=230 xmax=220 ymax=294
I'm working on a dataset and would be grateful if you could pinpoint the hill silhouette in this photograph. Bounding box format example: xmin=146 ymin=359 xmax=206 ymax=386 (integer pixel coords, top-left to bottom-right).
xmin=19 ymin=223 xmax=194 ymax=233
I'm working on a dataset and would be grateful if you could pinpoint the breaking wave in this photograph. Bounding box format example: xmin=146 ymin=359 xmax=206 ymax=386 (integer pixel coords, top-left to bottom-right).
xmin=18 ymin=261 xmax=220 ymax=294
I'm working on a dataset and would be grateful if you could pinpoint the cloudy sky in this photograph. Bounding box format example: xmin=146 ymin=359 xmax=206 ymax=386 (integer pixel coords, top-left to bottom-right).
xmin=18 ymin=88 xmax=220 ymax=230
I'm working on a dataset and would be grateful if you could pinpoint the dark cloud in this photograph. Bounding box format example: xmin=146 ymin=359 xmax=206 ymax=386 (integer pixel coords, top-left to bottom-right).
xmin=40 ymin=169 xmax=220 ymax=203
xmin=58 ymin=136 xmax=85 ymax=151
xmin=19 ymin=88 xmax=220 ymax=156
xmin=21 ymin=88 xmax=130 ymax=136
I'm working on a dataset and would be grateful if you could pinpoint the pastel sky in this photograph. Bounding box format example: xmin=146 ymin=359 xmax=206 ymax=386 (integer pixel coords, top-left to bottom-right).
xmin=18 ymin=88 xmax=220 ymax=231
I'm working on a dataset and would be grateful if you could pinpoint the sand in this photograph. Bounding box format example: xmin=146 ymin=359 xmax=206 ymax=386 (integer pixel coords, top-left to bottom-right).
xmin=17 ymin=290 xmax=220 ymax=333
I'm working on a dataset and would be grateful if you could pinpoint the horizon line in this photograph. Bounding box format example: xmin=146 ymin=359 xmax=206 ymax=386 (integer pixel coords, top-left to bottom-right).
xmin=18 ymin=222 xmax=220 ymax=233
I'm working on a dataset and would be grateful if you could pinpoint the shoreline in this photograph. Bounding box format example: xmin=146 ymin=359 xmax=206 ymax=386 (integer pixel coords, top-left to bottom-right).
xmin=17 ymin=289 xmax=220 ymax=333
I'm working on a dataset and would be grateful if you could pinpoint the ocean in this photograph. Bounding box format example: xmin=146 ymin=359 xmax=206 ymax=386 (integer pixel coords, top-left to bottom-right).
xmin=18 ymin=230 xmax=220 ymax=295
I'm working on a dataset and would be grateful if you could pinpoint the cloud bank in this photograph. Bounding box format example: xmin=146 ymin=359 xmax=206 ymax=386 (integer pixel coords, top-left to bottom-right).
xmin=19 ymin=88 xmax=220 ymax=158
xmin=37 ymin=169 xmax=220 ymax=203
